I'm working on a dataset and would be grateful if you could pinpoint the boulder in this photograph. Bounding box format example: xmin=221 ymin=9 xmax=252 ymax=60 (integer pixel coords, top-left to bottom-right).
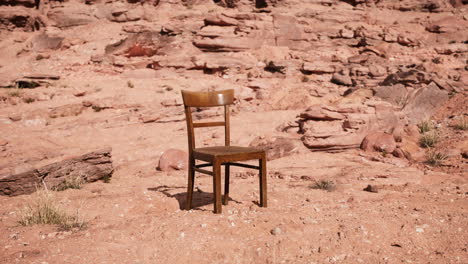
xmin=249 ymin=136 xmax=304 ymax=160
xmin=374 ymin=84 xmax=408 ymax=106
xmin=105 ymin=32 xmax=173 ymax=57
xmin=0 ymin=7 xmax=45 ymax=31
xmin=381 ymin=69 xmax=429 ymax=86
xmin=426 ymin=16 xmax=468 ymax=33
xmin=158 ymin=149 xmax=188 ymax=171
xmin=302 ymin=62 xmax=336 ymax=74
xmin=360 ymin=132 xmax=397 ymax=153
xmin=403 ymin=82 xmax=449 ymax=124
xmin=0 ymin=148 xmax=113 ymax=196
xmin=299 ymin=105 xmax=346 ymax=121
xmin=48 ymin=6 xmax=97 ymax=28
xmin=108 ymin=5 xmax=143 ymax=22
xmin=298 ymin=102 xmax=405 ymax=151
xmin=30 ymin=32 xmax=64 ymax=51
xmin=331 ymin=72 xmax=353 ymax=86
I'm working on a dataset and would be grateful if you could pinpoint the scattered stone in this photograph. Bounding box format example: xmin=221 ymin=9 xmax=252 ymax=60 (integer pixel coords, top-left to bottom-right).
xmin=302 ymin=62 xmax=335 ymax=74
xmin=270 ymin=227 xmax=282 ymax=235
xmin=361 ymin=132 xmax=397 ymax=153
xmin=157 ymin=149 xmax=188 ymax=171
xmin=363 ymin=184 xmax=378 ymax=193
xmin=8 ymin=113 xmax=22 ymax=121
xmin=331 ymin=72 xmax=353 ymax=86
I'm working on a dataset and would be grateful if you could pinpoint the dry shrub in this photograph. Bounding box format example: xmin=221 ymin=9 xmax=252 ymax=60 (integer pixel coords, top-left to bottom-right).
xmin=53 ymin=175 xmax=84 ymax=191
xmin=419 ymin=131 xmax=439 ymax=148
xmin=453 ymin=117 xmax=467 ymax=131
xmin=310 ymin=180 xmax=336 ymax=191
xmin=418 ymin=120 xmax=433 ymax=134
xmin=18 ymin=188 xmax=86 ymax=231
xmin=426 ymin=151 xmax=447 ymax=166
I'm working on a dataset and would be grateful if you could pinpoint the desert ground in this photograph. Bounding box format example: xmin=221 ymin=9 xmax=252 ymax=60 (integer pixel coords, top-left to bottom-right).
xmin=0 ymin=0 xmax=467 ymax=263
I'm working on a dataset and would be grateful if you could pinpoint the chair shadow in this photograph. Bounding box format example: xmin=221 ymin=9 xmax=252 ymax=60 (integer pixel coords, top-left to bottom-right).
xmin=148 ymin=185 xmax=212 ymax=211
xmin=148 ymin=185 xmax=242 ymax=211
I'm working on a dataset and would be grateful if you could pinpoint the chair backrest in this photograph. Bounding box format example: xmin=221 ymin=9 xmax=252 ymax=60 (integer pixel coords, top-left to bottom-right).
xmin=181 ymin=89 xmax=234 ymax=154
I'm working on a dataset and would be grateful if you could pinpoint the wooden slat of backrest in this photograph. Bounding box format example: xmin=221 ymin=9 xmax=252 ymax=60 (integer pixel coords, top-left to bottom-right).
xmin=181 ymin=90 xmax=234 ymax=107
xmin=193 ymin=122 xmax=225 ymax=128
xmin=182 ymin=90 xmax=234 ymax=151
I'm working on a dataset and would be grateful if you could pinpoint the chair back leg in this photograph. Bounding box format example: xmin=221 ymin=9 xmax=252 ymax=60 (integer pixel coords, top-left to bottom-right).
xmin=186 ymin=159 xmax=195 ymax=210
xmin=213 ymin=160 xmax=222 ymax=213
xmin=260 ymin=154 xmax=267 ymax=207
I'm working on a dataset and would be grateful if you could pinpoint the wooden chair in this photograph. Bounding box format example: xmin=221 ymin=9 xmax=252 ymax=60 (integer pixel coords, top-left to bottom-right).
xmin=181 ymin=89 xmax=267 ymax=214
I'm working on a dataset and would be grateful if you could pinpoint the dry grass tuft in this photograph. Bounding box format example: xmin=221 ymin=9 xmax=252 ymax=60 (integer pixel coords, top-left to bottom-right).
xmin=426 ymin=151 xmax=447 ymax=166
xmin=419 ymin=131 xmax=439 ymax=148
xmin=310 ymin=180 xmax=336 ymax=191
xmin=18 ymin=188 xmax=86 ymax=231
xmin=418 ymin=120 xmax=433 ymax=134
xmin=53 ymin=175 xmax=84 ymax=191
xmin=453 ymin=117 xmax=467 ymax=131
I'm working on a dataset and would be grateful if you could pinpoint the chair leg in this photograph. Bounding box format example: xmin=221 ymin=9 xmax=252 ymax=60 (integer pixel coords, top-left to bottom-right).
xmin=259 ymin=154 xmax=267 ymax=207
xmin=223 ymin=164 xmax=230 ymax=205
xmin=186 ymin=158 xmax=195 ymax=210
xmin=213 ymin=160 xmax=222 ymax=214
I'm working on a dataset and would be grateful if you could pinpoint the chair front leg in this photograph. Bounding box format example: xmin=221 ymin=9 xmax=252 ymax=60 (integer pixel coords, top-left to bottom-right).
xmin=259 ymin=153 xmax=267 ymax=207
xmin=213 ymin=159 xmax=222 ymax=214
xmin=186 ymin=158 xmax=195 ymax=210
xmin=223 ymin=164 xmax=230 ymax=205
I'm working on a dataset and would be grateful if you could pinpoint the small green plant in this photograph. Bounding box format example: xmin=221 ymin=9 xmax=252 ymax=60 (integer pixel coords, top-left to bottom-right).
xmin=310 ymin=180 xmax=336 ymax=191
xmin=7 ymin=89 xmax=21 ymax=97
xmin=53 ymin=175 xmax=84 ymax=191
xmin=419 ymin=131 xmax=439 ymax=148
xmin=426 ymin=151 xmax=447 ymax=166
xmin=18 ymin=189 xmax=86 ymax=231
xmin=127 ymin=81 xmax=134 ymax=89
xmin=418 ymin=120 xmax=433 ymax=134
xmin=453 ymin=117 xmax=467 ymax=131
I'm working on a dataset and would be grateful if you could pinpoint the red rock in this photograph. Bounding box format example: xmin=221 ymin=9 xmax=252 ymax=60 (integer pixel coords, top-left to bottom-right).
xmin=31 ymin=33 xmax=64 ymax=52
xmin=0 ymin=148 xmax=113 ymax=196
xmin=204 ymin=14 xmax=239 ymax=26
xmin=158 ymin=149 xmax=188 ymax=171
xmin=48 ymin=5 xmax=97 ymax=28
xmin=403 ymin=83 xmax=449 ymax=124
xmin=331 ymin=72 xmax=353 ymax=86
xmin=426 ymin=16 xmax=468 ymax=33
xmin=49 ymin=104 xmax=84 ymax=118
xmin=299 ymin=105 xmax=346 ymax=121
xmin=361 ymin=132 xmax=397 ymax=153
xmin=302 ymin=62 xmax=335 ymax=74
xmin=249 ymin=136 xmax=304 ymax=160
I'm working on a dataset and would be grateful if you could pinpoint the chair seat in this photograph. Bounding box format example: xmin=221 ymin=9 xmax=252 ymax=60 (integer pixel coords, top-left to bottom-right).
xmin=193 ymin=146 xmax=264 ymax=162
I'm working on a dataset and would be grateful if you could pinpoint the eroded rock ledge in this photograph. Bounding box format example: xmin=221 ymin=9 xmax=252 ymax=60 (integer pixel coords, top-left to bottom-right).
xmin=0 ymin=148 xmax=113 ymax=196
